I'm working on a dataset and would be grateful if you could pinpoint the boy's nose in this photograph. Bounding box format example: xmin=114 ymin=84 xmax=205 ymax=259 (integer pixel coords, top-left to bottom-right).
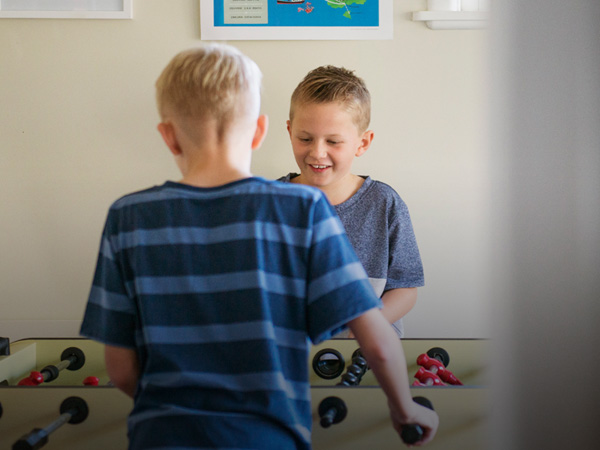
xmin=309 ymin=141 xmax=327 ymax=159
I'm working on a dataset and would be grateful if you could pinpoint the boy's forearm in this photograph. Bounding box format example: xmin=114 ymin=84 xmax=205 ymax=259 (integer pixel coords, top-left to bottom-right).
xmin=348 ymin=309 xmax=415 ymax=420
xmin=381 ymin=287 xmax=417 ymax=323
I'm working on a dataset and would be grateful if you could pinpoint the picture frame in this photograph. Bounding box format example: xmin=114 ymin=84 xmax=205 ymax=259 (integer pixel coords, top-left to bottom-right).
xmin=200 ymin=0 xmax=393 ymax=41
xmin=0 ymin=0 xmax=132 ymax=19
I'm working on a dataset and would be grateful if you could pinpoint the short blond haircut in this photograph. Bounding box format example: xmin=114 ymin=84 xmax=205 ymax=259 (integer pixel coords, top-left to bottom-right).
xmin=289 ymin=65 xmax=371 ymax=132
xmin=156 ymin=44 xmax=262 ymax=136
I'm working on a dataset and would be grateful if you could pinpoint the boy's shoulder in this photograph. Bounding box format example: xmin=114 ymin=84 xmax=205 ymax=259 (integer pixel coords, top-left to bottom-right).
xmin=236 ymin=176 xmax=326 ymax=200
xmin=108 ymin=178 xmax=326 ymax=211
xmin=336 ymin=176 xmax=409 ymax=220
xmin=356 ymin=176 xmax=404 ymax=204
xmin=109 ymin=183 xmax=171 ymax=211
xmin=365 ymin=177 xmax=399 ymax=195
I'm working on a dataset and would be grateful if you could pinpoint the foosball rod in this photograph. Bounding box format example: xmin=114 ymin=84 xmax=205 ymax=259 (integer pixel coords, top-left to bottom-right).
xmin=12 ymin=396 xmax=88 ymax=450
xmin=18 ymin=347 xmax=85 ymax=386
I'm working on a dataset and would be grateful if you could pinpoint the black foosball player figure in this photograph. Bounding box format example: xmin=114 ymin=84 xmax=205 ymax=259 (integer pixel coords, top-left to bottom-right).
xmin=338 ymin=349 xmax=369 ymax=386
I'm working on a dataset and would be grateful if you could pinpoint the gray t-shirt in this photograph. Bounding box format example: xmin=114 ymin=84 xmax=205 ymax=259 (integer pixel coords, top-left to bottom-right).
xmin=279 ymin=174 xmax=424 ymax=337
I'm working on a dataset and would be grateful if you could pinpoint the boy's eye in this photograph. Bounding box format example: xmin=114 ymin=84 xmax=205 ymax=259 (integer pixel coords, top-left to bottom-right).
xmin=328 ymin=140 xmax=340 ymax=145
xmin=298 ymin=137 xmax=311 ymax=142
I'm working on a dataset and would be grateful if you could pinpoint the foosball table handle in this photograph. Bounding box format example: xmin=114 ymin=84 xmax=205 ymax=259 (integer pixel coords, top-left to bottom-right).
xmin=318 ymin=396 xmax=348 ymax=428
xmin=400 ymin=396 xmax=435 ymax=445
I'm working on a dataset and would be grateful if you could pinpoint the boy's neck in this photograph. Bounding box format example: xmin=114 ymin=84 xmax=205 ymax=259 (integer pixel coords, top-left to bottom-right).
xmin=178 ymin=155 xmax=253 ymax=188
xmin=294 ymin=173 xmax=365 ymax=205
xmin=173 ymin=122 xmax=255 ymax=188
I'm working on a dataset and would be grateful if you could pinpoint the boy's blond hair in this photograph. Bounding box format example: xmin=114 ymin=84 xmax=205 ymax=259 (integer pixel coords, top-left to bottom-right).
xmin=156 ymin=44 xmax=262 ymax=136
xmin=289 ymin=65 xmax=371 ymax=132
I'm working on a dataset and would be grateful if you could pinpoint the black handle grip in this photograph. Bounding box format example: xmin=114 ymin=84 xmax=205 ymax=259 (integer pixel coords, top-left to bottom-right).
xmin=318 ymin=396 xmax=347 ymax=428
xmin=12 ymin=428 xmax=49 ymax=450
xmin=400 ymin=396 xmax=434 ymax=445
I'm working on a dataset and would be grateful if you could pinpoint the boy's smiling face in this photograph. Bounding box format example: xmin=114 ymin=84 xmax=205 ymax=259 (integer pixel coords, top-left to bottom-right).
xmin=287 ymin=101 xmax=372 ymax=194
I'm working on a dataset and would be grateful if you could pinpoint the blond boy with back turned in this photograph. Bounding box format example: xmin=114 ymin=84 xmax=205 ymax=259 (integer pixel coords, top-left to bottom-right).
xmin=80 ymin=45 xmax=437 ymax=449
xmin=281 ymin=66 xmax=424 ymax=338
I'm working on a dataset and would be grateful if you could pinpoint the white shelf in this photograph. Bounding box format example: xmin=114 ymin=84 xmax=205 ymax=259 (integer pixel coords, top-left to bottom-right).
xmin=412 ymin=11 xmax=489 ymax=30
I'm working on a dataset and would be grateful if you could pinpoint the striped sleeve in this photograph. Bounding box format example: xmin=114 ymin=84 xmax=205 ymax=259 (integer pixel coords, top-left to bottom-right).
xmin=80 ymin=211 xmax=138 ymax=348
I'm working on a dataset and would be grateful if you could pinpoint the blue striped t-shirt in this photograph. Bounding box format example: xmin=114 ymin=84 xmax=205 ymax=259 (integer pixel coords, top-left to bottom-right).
xmin=80 ymin=177 xmax=380 ymax=450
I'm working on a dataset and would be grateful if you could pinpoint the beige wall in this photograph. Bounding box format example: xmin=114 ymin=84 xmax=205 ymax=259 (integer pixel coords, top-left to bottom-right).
xmin=0 ymin=0 xmax=491 ymax=340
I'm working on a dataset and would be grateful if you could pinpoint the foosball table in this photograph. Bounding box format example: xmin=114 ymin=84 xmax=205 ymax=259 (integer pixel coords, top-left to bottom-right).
xmin=0 ymin=337 xmax=488 ymax=449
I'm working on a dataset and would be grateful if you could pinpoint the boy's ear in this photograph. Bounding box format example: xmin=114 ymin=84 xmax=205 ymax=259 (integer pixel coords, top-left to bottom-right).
xmin=251 ymin=114 xmax=269 ymax=151
xmin=355 ymin=130 xmax=374 ymax=157
xmin=286 ymin=120 xmax=292 ymax=139
xmin=157 ymin=122 xmax=182 ymax=156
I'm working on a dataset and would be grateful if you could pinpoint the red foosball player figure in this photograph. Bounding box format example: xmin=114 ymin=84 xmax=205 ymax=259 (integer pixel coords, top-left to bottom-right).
xmin=17 ymin=371 xmax=44 ymax=386
xmin=83 ymin=376 xmax=99 ymax=386
xmin=415 ymin=353 xmax=462 ymax=386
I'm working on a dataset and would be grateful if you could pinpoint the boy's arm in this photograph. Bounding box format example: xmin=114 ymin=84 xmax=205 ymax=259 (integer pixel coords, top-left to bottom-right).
xmin=348 ymin=308 xmax=438 ymax=445
xmin=105 ymin=345 xmax=140 ymax=398
xmin=381 ymin=287 xmax=418 ymax=323
xmin=348 ymin=287 xmax=417 ymax=338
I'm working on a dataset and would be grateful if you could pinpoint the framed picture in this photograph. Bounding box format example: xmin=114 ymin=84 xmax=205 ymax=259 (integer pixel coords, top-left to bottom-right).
xmin=0 ymin=0 xmax=132 ymax=19
xmin=200 ymin=0 xmax=393 ymax=41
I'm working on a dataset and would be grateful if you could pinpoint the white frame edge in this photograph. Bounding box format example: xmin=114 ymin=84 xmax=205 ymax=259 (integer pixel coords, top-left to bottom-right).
xmin=0 ymin=0 xmax=132 ymax=19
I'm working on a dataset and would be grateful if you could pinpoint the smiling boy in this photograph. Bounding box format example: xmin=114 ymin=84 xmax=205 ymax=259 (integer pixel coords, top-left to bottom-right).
xmin=280 ymin=65 xmax=424 ymax=337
